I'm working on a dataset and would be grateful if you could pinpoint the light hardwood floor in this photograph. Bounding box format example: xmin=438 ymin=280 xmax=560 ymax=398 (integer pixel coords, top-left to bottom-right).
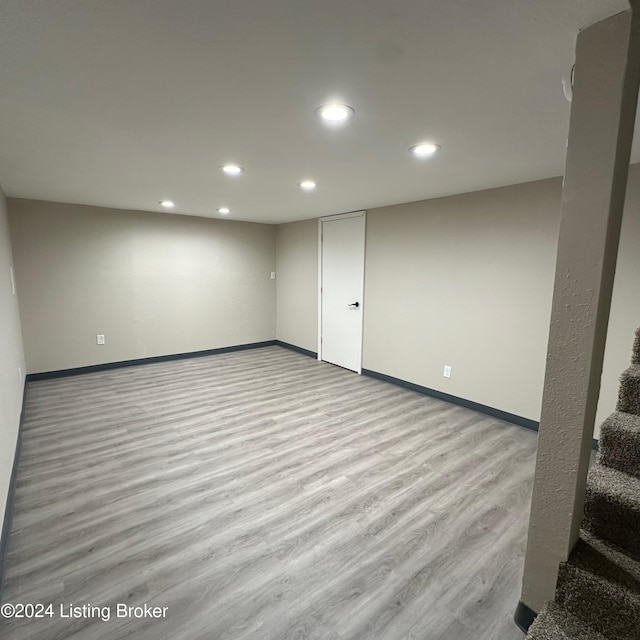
xmin=1 ymin=346 xmax=534 ymax=639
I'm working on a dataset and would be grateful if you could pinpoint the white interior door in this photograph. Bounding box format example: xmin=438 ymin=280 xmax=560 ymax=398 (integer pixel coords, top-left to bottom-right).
xmin=319 ymin=212 xmax=366 ymax=373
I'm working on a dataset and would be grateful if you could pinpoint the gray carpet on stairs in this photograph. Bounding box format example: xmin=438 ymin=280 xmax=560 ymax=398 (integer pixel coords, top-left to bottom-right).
xmin=583 ymin=465 xmax=640 ymax=562
xmin=555 ymin=531 xmax=640 ymax=640
xmin=618 ymin=365 xmax=640 ymax=416
xmin=599 ymin=411 xmax=640 ymax=478
xmin=526 ymin=328 xmax=640 ymax=640
xmin=527 ymin=602 xmax=607 ymax=640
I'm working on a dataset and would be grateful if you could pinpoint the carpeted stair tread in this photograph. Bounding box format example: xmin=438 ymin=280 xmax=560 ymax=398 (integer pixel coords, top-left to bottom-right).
xmin=583 ymin=465 xmax=640 ymax=562
xmin=555 ymin=531 xmax=640 ymax=640
xmin=569 ymin=529 xmax=640 ymax=592
xmin=599 ymin=411 xmax=640 ymax=478
xmin=526 ymin=602 xmax=607 ymax=640
xmin=617 ymin=364 xmax=640 ymax=416
xmin=632 ymin=328 xmax=640 ymax=365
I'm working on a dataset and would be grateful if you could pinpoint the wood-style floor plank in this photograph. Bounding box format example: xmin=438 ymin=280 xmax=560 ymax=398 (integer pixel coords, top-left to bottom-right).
xmin=1 ymin=346 xmax=534 ymax=639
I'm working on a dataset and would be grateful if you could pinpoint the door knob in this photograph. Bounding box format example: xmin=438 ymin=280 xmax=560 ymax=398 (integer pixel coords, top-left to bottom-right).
xmin=348 ymin=302 xmax=360 ymax=308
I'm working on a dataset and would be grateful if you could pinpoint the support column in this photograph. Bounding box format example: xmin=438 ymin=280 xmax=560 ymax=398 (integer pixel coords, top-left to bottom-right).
xmin=518 ymin=8 xmax=640 ymax=617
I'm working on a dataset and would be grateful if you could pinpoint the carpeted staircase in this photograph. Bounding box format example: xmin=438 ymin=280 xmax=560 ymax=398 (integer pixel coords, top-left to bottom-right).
xmin=527 ymin=328 xmax=640 ymax=640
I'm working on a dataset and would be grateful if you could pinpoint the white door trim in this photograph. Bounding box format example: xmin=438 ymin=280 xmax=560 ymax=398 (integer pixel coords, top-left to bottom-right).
xmin=317 ymin=210 xmax=366 ymax=372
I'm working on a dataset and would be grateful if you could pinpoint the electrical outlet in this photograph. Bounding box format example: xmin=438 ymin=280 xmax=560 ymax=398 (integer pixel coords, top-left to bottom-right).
xmin=270 ymin=272 xmax=276 ymax=280
xmin=97 ymin=334 xmax=105 ymax=345
xmin=443 ymin=365 xmax=452 ymax=379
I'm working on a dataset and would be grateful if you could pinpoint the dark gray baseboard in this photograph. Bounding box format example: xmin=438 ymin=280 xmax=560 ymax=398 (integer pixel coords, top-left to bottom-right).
xmin=0 ymin=381 xmax=27 ymax=600
xmin=361 ymin=368 xmax=600 ymax=450
xmin=362 ymin=368 xmax=539 ymax=432
xmin=275 ymin=340 xmax=317 ymax=359
xmin=514 ymin=600 xmax=537 ymax=632
xmin=26 ymin=341 xmax=278 ymax=381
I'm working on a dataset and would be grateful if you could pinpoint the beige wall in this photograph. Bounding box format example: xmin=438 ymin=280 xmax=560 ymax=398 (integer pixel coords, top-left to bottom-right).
xmin=275 ymin=219 xmax=318 ymax=353
xmin=9 ymin=199 xmax=276 ymax=374
xmin=274 ymin=169 xmax=640 ymax=431
xmin=0 ymin=186 xmax=26 ymax=526
xmin=363 ymin=178 xmax=561 ymax=421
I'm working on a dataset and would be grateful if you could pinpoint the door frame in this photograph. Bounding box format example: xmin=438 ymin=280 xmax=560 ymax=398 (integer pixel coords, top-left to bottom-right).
xmin=317 ymin=210 xmax=366 ymax=372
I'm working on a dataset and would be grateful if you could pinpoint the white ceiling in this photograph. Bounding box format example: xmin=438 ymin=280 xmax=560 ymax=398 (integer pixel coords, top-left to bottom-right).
xmin=0 ymin=0 xmax=635 ymax=224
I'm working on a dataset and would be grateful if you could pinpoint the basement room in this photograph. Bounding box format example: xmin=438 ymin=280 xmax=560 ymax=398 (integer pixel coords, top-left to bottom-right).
xmin=1 ymin=2 xmax=639 ymax=639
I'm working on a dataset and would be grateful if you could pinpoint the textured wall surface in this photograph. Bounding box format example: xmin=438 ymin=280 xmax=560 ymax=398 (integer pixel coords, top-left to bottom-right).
xmin=521 ymin=10 xmax=640 ymax=612
xmin=596 ymin=162 xmax=640 ymax=428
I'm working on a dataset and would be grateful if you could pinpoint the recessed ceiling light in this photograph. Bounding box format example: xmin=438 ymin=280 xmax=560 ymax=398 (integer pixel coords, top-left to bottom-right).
xmin=221 ymin=164 xmax=244 ymax=176
xmin=299 ymin=180 xmax=317 ymax=191
xmin=410 ymin=143 xmax=441 ymax=157
xmin=217 ymin=207 xmax=231 ymax=215
xmin=316 ymin=103 xmax=355 ymax=124
xmin=159 ymin=200 xmax=175 ymax=209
